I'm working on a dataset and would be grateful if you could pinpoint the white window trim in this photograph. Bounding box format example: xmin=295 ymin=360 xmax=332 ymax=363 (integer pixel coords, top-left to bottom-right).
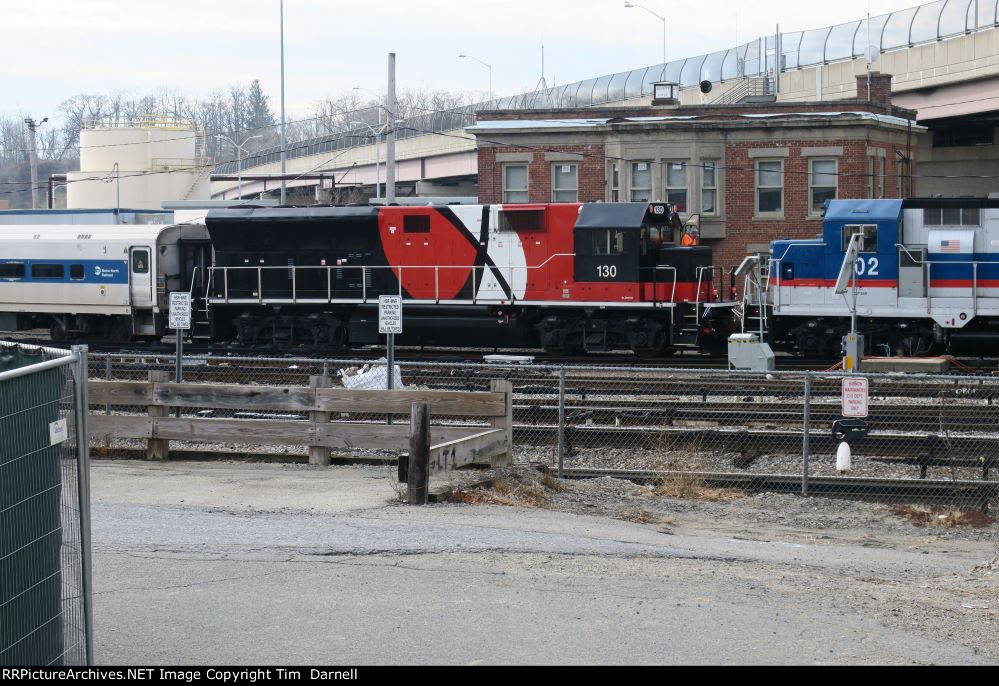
xmin=630 ymin=160 xmax=653 ymax=202
xmin=608 ymin=162 xmax=620 ymax=202
xmin=701 ymin=160 xmax=718 ymax=217
xmin=755 ymin=159 xmax=784 ymax=218
xmin=502 ymin=163 xmax=529 ymax=204
xmin=808 ymin=158 xmax=838 ymax=217
xmin=551 ymin=162 xmax=578 ymax=203
xmin=664 ymin=160 xmax=688 ymax=215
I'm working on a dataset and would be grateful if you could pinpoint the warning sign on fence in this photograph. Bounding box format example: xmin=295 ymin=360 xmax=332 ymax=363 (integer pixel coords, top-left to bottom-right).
xmin=841 ymin=377 xmax=869 ymax=418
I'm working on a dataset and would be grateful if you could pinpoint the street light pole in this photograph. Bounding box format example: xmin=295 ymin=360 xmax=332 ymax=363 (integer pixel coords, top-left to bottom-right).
xmin=353 ymin=85 xmax=388 ymax=200
xmin=386 ymin=53 xmax=397 ymax=205
xmin=624 ymin=2 xmax=666 ymax=67
xmin=279 ymin=0 xmax=287 ymax=205
xmin=217 ymin=134 xmax=263 ymax=200
xmin=113 ymin=162 xmax=120 ymax=224
xmin=349 ymin=121 xmax=385 ymax=201
xmin=458 ymin=53 xmax=492 ymax=101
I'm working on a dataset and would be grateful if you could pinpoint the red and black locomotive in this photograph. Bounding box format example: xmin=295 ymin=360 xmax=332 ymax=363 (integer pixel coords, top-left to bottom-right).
xmin=203 ymin=202 xmax=734 ymax=355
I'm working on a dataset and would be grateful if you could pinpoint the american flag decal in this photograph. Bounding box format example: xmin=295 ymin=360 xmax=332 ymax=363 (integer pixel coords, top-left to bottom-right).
xmin=940 ymin=239 xmax=961 ymax=253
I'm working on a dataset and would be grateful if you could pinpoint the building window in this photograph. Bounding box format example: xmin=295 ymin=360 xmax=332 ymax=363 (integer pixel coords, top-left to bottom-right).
xmin=630 ymin=161 xmax=652 ymax=202
xmin=867 ymin=156 xmax=885 ymax=199
xmin=924 ymin=207 xmax=981 ymax=226
xmin=502 ymin=164 xmax=528 ymax=203
xmin=808 ymin=159 xmax=837 ymax=215
xmin=701 ymin=161 xmax=717 ymax=216
xmin=608 ymin=162 xmax=620 ymax=202
xmin=664 ymin=161 xmax=687 ymax=213
xmin=755 ymin=160 xmax=783 ymax=215
xmin=551 ymin=163 xmax=578 ymax=203
xmin=592 ymin=229 xmax=625 ymax=256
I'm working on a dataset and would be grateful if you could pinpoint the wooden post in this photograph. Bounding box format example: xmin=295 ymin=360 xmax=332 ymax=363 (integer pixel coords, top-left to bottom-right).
xmin=146 ymin=370 xmax=170 ymax=461
xmin=308 ymin=374 xmax=332 ymax=465
xmin=489 ymin=379 xmax=514 ymax=467
xmin=407 ymin=402 xmax=430 ymax=505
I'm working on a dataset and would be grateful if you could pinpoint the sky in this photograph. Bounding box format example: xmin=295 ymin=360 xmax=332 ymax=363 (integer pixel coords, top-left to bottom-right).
xmin=2 ymin=0 xmax=929 ymax=124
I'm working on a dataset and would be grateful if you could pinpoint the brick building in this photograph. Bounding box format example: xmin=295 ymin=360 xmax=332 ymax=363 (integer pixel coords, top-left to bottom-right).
xmin=468 ymin=73 xmax=925 ymax=277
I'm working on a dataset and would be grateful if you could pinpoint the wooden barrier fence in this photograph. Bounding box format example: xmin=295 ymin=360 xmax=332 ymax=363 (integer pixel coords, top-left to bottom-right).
xmin=88 ymin=372 xmax=513 ymax=478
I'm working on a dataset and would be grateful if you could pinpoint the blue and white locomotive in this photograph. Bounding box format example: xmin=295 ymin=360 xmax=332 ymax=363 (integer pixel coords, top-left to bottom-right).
xmin=761 ymin=197 xmax=999 ymax=356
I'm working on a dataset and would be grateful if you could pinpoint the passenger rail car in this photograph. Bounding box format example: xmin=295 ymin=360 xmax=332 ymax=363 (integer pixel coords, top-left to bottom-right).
xmin=762 ymin=197 xmax=999 ymax=356
xmin=0 ymin=224 xmax=210 ymax=342
xmin=205 ymin=202 xmax=733 ymax=354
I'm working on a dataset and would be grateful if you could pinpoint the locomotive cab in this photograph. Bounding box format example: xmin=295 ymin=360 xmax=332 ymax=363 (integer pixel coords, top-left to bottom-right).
xmin=572 ymin=202 xmax=683 ymax=298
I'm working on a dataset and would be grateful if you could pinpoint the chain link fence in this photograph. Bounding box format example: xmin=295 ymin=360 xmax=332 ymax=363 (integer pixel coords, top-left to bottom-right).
xmin=90 ymin=352 xmax=999 ymax=511
xmin=2 ymin=342 xmax=93 ymax=666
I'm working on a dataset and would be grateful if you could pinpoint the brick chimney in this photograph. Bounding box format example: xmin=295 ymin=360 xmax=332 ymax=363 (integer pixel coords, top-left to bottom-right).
xmin=856 ymin=72 xmax=893 ymax=110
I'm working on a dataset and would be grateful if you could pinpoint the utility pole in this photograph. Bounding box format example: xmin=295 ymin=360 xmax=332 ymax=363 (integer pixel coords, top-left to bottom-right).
xmin=386 ymin=53 xmax=397 ymax=205
xmin=279 ymin=0 xmax=287 ymax=205
xmin=24 ymin=117 xmax=47 ymax=209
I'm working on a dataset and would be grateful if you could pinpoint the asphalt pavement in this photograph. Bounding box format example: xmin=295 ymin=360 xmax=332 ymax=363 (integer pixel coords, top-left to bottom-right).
xmin=89 ymin=461 xmax=996 ymax=665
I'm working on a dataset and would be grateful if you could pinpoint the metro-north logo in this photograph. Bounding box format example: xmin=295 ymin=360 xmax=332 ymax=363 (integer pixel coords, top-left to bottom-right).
xmin=94 ymin=265 xmax=102 ymax=276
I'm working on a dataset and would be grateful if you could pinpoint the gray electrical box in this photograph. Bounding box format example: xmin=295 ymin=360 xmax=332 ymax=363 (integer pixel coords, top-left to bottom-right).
xmin=728 ymin=333 xmax=776 ymax=371
xmin=842 ymin=332 xmax=864 ymax=372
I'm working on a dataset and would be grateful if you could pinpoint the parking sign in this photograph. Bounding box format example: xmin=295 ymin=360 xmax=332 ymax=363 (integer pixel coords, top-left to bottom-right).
xmin=378 ymin=295 xmax=403 ymax=335
xmin=169 ymin=292 xmax=192 ymax=330
xmin=841 ymin=377 xmax=869 ymax=418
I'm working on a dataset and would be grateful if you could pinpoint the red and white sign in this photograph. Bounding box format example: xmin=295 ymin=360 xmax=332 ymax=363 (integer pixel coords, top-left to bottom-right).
xmin=841 ymin=377 xmax=869 ymax=418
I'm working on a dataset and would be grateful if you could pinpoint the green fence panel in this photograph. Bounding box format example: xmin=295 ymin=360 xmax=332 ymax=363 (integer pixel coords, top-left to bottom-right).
xmin=0 ymin=348 xmax=67 ymax=665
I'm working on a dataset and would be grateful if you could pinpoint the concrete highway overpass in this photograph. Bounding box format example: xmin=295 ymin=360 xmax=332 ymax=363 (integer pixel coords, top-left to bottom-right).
xmin=213 ymin=0 xmax=999 ymax=202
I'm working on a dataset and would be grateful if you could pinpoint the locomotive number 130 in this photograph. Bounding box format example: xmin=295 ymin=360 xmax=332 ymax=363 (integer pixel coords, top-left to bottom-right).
xmin=597 ymin=265 xmax=618 ymax=278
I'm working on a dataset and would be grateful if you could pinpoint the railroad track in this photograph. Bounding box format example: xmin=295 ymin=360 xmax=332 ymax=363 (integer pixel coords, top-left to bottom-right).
xmin=542 ymin=467 xmax=998 ymax=510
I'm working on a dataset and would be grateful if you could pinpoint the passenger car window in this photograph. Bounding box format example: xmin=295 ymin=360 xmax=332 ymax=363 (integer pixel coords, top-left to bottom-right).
xmin=31 ymin=264 xmax=65 ymax=279
xmin=70 ymin=264 xmax=85 ymax=280
xmin=132 ymin=250 xmax=149 ymax=274
xmin=0 ymin=263 xmax=25 ymax=279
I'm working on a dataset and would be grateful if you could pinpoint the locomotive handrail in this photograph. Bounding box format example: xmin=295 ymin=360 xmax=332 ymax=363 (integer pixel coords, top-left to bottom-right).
xmin=210 ymin=259 xmax=577 ymax=306
xmin=694 ymin=266 xmax=722 ymax=326
xmin=895 ymin=243 xmax=925 ymax=265
xmin=649 ymin=266 xmax=677 ymax=305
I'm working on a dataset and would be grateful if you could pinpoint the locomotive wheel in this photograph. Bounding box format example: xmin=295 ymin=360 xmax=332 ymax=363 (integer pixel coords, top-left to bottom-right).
xmin=49 ymin=320 xmax=68 ymax=343
xmin=634 ymin=331 xmax=669 ymax=358
xmin=108 ymin=318 xmax=131 ymax=344
xmin=330 ymin=324 xmax=348 ymax=348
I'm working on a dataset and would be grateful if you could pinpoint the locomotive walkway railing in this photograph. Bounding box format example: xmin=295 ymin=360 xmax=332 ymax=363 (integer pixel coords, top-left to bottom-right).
xmin=206 ymin=259 xmax=686 ymax=308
